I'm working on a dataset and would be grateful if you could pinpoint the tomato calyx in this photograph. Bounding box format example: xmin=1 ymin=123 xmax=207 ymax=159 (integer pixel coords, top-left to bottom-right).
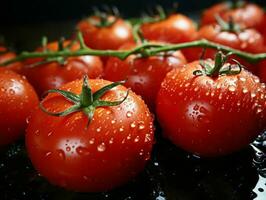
xmin=193 ymin=51 xmax=242 ymax=77
xmin=215 ymin=15 xmax=242 ymax=33
xmin=40 ymin=75 xmax=129 ymax=126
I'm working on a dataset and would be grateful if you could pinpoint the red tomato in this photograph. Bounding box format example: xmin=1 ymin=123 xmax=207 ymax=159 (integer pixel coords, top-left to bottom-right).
xmin=156 ymin=59 xmax=266 ymax=157
xmin=140 ymin=14 xmax=197 ymax=44
xmin=0 ymin=46 xmax=22 ymax=73
xmin=201 ymin=1 xmax=264 ymax=32
xmin=259 ymin=60 xmax=266 ymax=83
xmin=77 ymin=15 xmax=134 ymax=50
xmin=104 ymin=43 xmax=187 ymax=111
xmin=23 ymin=41 xmax=103 ymax=96
xmin=0 ymin=69 xmax=38 ymax=146
xmin=26 ymin=78 xmax=154 ymax=192
xmin=183 ymin=24 xmax=265 ymax=74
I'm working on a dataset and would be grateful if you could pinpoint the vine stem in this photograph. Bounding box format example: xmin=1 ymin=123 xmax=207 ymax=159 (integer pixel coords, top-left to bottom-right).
xmin=1 ymin=39 xmax=266 ymax=66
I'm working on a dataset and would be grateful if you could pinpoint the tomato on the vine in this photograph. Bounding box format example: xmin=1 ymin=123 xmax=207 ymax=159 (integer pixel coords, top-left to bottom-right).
xmin=156 ymin=53 xmax=266 ymax=157
xmin=201 ymin=1 xmax=264 ymax=32
xmin=140 ymin=14 xmax=197 ymax=44
xmin=77 ymin=15 xmax=134 ymax=50
xmin=0 ymin=46 xmax=22 ymax=73
xmin=23 ymin=40 xmax=103 ymax=96
xmin=183 ymin=22 xmax=265 ymax=74
xmin=0 ymin=69 xmax=38 ymax=146
xmin=103 ymin=42 xmax=187 ymax=111
xmin=26 ymin=77 xmax=154 ymax=192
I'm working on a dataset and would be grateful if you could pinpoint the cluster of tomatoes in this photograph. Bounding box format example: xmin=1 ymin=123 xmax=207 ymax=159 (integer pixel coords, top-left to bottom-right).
xmin=0 ymin=0 xmax=265 ymax=193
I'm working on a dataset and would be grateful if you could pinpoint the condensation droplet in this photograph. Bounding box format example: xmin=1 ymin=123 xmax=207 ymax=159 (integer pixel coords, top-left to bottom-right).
xmin=97 ymin=143 xmax=106 ymax=152
xmin=126 ymin=111 xmax=133 ymax=118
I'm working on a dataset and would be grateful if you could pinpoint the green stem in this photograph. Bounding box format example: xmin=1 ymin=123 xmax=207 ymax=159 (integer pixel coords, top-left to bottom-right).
xmin=1 ymin=39 xmax=265 ymax=66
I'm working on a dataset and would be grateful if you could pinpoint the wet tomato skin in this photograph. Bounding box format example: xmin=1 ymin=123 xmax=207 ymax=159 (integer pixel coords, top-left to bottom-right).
xmin=141 ymin=14 xmax=197 ymax=44
xmin=26 ymin=79 xmax=154 ymax=192
xmin=201 ymin=2 xmax=264 ymax=32
xmin=77 ymin=16 xmax=134 ymax=50
xmin=0 ymin=69 xmax=39 ymax=146
xmin=156 ymin=61 xmax=266 ymax=157
xmin=23 ymin=41 xmax=103 ymax=96
xmin=104 ymin=43 xmax=187 ymax=111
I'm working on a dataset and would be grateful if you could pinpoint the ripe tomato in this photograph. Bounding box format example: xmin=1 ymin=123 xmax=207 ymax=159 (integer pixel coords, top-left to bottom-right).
xmin=0 ymin=46 xmax=22 ymax=73
xmin=259 ymin=60 xmax=266 ymax=83
xmin=140 ymin=14 xmax=197 ymax=44
xmin=156 ymin=57 xmax=266 ymax=157
xmin=201 ymin=1 xmax=264 ymax=32
xmin=23 ymin=40 xmax=103 ymax=96
xmin=77 ymin=15 xmax=134 ymax=50
xmin=0 ymin=69 xmax=38 ymax=146
xmin=103 ymin=43 xmax=187 ymax=111
xmin=26 ymin=78 xmax=154 ymax=192
xmin=183 ymin=24 xmax=265 ymax=74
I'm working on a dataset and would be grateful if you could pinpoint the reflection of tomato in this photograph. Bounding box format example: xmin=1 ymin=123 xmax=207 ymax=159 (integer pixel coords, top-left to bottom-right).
xmin=23 ymin=41 xmax=103 ymax=96
xmin=104 ymin=43 xmax=187 ymax=111
xmin=183 ymin=24 xmax=265 ymax=74
xmin=201 ymin=2 xmax=264 ymax=32
xmin=77 ymin=15 xmax=134 ymax=50
xmin=0 ymin=46 xmax=22 ymax=73
xmin=141 ymin=14 xmax=197 ymax=44
xmin=157 ymin=59 xmax=266 ymax=157
xmin=259 ymin=60 xmax=266 ymax=83
xmin=0 ymin=69 xmax=38 ymax=146
xmin=26 ymin=78 xmax=154 ymax=192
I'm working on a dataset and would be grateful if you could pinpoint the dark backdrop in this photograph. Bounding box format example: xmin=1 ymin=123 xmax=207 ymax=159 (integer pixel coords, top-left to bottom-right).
xmin=0 ymin=0 xmax=265 ymax=50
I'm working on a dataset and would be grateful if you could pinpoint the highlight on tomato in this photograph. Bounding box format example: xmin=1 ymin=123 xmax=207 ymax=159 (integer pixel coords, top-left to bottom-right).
xmin=22 ymin=40 xmax=103 ymax=96
xmin=26 ymin=76 xmax=154 ymax=192
xmin=0 ymin=69 xmax=39 ymax=146
xmin=156 ymin=52 xmax=266 ymax=157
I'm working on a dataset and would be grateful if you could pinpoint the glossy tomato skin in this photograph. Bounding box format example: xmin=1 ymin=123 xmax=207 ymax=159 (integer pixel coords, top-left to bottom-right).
xmin=201 ymin=2 xmax=264 ymax=32
xmin=0 ymin=69 xmax=38 ymax=146
xmin=156 ymin=61 xmax=266 ymax=157
xmin=104 ymin=43 xmax=187 ymax=111
xmin=77 ymin=16 xmax=134 ymax=50
xmin=141 ymin=14 xmax=197 ymax=44
xmin=259 ymin=60 xmax=266 ymax=83
xmin=0 ymin=46 xmax=22 ymax=73
xmin=23 ymin=41 xmax=103 ymax=96
xmin=26 ymin=79 xmax=154 ymax=192
xmin=183 ymin=24 xmax=265 ymax=74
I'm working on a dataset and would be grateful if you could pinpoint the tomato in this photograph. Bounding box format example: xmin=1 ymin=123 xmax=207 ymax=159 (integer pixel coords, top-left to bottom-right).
xmin=0 ymin=69 xmax=38 ymax=146
xmin=77 ymin=15 xmax=134 ymax=50
xmin=26 ymin=77 xmax=154 ymax=192
xmin=140 ymin=14 xmax=197 ymax=44
xmin=183 ymin=23 xmax=265 ymax=74
xmin=259 ymin=60 xmax=266 ymax=83
xmin=103 ymin=43 xmax=187 ymax=111
xmin=201 ymin=1 xmax=264 ymax=32
xmin=156 ymin=56 xmax=266 ymax=157
xmin=23 ymin=40 xmax=103 ymax=96
xmin=0 ymin=46 xmax=22 ymax=73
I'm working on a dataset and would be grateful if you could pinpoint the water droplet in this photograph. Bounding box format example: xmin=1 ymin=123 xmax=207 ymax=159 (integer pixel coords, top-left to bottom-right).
xmin=34 ymin=130 xmax=40 ymax=135
xmin=45 ymin=152 xmax=52 ymax=157
xmin=134 ymin=136 xmax=140 ymax=142
xmin=89 ymin=138 xmax=95 ymax=144
xmin=138 ymin=123 xmax=145 ymax=130
xmin=57 ymin=150 xmax=66 ymax=160
xmin=242 ymin=88 xmax=248 ymax=93
xmin=96 ymin=127 xmax=101 ymax=132
xmin=111 ymin=119 xmax=116 ymax=124
xmin=109 ymin=138 xmax=114 ymax=144
xmin=76 ymin=146 xmax=90 ymax=156
xmin=130 ymin=122 xmax=136 ymax=128
xmin=228 ymin=85 xmax=236 ymax=92
xmin=126 ymin=111 xmax=133 ymax=118
xmin=66 ymin=146 xmax=71 ymax=152
xmin=97 ymin=143 xmax=106 ymax=152
xmin=251 ymin=92 xmax=256 ymax=98
xmin=119 ymin=127 xmax=124 ymax=132
xmin=47 ymin=131 xmax=53 ymax=137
